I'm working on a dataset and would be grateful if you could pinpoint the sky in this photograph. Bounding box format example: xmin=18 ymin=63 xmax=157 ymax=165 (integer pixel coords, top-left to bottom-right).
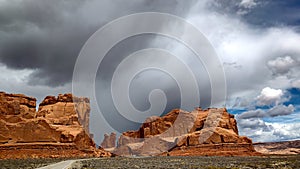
xmin=0 ymin=0 xmax=300 ymax=143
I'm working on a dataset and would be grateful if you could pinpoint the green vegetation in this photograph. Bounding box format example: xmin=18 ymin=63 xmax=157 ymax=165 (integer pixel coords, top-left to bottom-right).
xmin=72 ymin=156 xmax=300 ymax=169
xmin=0 ymin=155 xmax=299 ymax=169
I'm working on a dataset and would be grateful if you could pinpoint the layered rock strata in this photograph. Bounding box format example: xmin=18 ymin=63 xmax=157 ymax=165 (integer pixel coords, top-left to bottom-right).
xmin=254 ymin=140 xmax=300 ymax=155
xmin=102 ymin=108 xmax=259 ymax=156
xmin=0 ymin=92 xmax=110 ymax=159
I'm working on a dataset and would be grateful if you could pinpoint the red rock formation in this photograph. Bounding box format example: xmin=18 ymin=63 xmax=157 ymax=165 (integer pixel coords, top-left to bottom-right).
xmin=0 ymin=92 xmax=36 ymax=119
xmin=38 ymin=93 xmax=90 ymax=133
xmin=165 ymin=143 xmax=259 ymax=156
xmin=37 ymin=93 xmax=92 ymax=148
xmin=111 ymin=108 xmax=258 ymax=156
xmin=101 ymin=133 xmax=117 ymax=149
xmin=0 ymin=92 xmax=110 ymax=159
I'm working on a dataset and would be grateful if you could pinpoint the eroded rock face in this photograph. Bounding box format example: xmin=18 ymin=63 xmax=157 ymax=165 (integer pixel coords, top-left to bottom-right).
xmin=0 ymin=92 xmax=36 ymax=119
xmin=38 ymin=93 xmax=90 ymax=133
xmin=101 ymin=133 xmax=117 ymax=149
xmin=108 ymin=108 xmax=257 ymax=156
xmin=0 ymin=92 xmax=110 ymax=159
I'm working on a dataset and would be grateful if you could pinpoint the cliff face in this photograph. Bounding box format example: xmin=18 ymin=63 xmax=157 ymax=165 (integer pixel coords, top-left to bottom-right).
xmin=0 ymin=92 xmax=36 ymax=119
xmin=0 ymin=92 xmax=110 ymax=159
xmin=0 ymin=92 xmax=56 ymax=144
xmin=36 ymin=93 xmax=93 ymax=149
xmin=102 ymin=108 xmax=258 ymax=156
xmin=101 ymin=133 xmax=117 ymax=149
xmin=38 ymin=94 xmax=90 ymax=133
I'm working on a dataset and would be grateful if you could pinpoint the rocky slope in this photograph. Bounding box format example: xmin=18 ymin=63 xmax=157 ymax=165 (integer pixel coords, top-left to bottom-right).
xmin=0 ymin=92 xmax=110 ymax=159
xmin=254 ymin=140 xmax=300 ymax=155
xmin=102 ymin=108 xmax=259 ymax=156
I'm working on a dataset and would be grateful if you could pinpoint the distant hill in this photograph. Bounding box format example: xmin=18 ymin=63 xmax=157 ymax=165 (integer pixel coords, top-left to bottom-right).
xmin=254 ymin=140 xmax=300 ymax=155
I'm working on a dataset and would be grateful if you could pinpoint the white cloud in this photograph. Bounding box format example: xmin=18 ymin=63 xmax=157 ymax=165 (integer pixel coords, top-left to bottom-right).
xmin=0 ymin=64 xmax=33 ymax=83
xmin=188 ymin=9 xmax=300 ymax=105
xmin=267 ymin=56 xmax=298 ymax=75
xmin=238 ymin=118 xmax=272 ymax=130
xmin=176 ymin=2 xmax=300 ymax=142
xmin=271 ymin=122 xmax=300 ymax=141
xmin=0 ymin=64 xmax=71 ymax=103
xmin=266 ymin=75 xmax=292 ymax=90
xmin=235 ymin=85 xmax=297 ymax=141
xmin=239 ymin=0 xmax=257 ymax=9
xmin=256 ymin=87 xmax=285 ymax=106
xmin=237 ymin=0 xmax=258 ymax=15
xmin=238 ymin=118 xmax=300 ymax=142
xmin=291 ymin=79 xmax=300 ymax=89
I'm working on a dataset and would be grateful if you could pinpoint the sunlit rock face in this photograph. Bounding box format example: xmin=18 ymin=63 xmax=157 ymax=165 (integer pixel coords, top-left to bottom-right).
xmin=103 ymin=108 xmax=257 ymax=156
xmin=0 ymin=92 xmax=57 ymax=144
xmin=0 ymin=92 xmax=110 ymax=159
xmin=38 ymin=93 xmax=90 ymax=133
xmin=36 ymin=93 xmax=93 ymax=149
xmin=0 ymin=92 xmax=36 ymax=119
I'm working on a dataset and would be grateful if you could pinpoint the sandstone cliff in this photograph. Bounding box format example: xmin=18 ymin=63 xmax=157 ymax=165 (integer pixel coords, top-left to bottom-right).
xmin=102 ymin=108 xmax=258 ymax=156
xmin=101 ymin=133 xmax=117 ymax=149
xmin=0 ymin=92 xmax=110 ymax=159
xmin=38 ymin=94 xmax=90 ymax=133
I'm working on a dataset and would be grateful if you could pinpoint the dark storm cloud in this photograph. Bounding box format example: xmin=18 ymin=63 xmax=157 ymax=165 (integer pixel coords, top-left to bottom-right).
xmin=0 ymin=0 xmax=198 ymax=86
xmin=2 ymin=0 xmax=298 ymax=87
xmin=92 ymin=34 xmax=212 ymax=132
xmin=0 ymin=0 xmax=94 ymax=86
xmin=0 ymin=0 xmax=216 ymax=137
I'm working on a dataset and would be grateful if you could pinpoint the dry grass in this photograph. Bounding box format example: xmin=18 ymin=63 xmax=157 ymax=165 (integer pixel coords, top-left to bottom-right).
xmin=0 ymin=155 xmax=299 ymax=169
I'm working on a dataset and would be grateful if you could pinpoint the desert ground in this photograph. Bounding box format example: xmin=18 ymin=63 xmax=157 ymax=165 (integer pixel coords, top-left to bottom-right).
xmin=0 ymin=155 xmax=299 ymax=169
